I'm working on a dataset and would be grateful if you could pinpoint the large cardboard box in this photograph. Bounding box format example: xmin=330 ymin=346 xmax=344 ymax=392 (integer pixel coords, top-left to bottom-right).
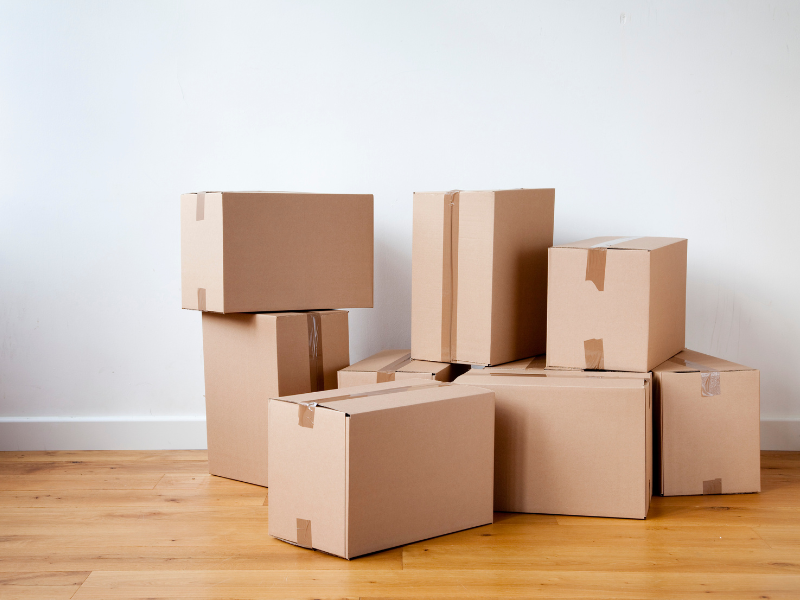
xmin=455 ymin=371 xmax=652 ymax=519
xmin=202 ymin=310 xmax=349 ymax=487
xmin=411 ymin=188 xmax=554 ymax=366
xmin=268 ymin=380 xmax=495 ymax=559
xmin=653 ymin=349 xmax=761 ymax=496
xmin=462 ymin=355 xmax=651 ymax=379
xmin=182 ymin=192 xmax=373 ymax=313
xmin=337 ymin=349 xmax=470 ymax=388
xmin=547 ymin=236 xmax=687 ymax=373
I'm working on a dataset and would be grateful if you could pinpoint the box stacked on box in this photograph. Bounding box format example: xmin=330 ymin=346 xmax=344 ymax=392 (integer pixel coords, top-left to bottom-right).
xmin=181 ymin=184 xmax=762 ymax=559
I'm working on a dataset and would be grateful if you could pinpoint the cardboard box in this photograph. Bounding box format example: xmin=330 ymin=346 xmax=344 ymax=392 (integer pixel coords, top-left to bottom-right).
xmin=182 ymin=192 xmax=373 ymax=313
xmin=337 ymin=349 xmax=471 ymax=388
xmin=202 ymin=310 xmax=349 ymax=487
xmin=411 ymin=188 xmax=554 ymax=366
xmin=454 ymin=371 xmax=652 ymax=519
xmin=653 ymin=349 xmax=761 ymax=496
xmin=547 ymin=236 xmax=687 ymax=373
xmin=268 ymin=380 xmax=495 ymax=559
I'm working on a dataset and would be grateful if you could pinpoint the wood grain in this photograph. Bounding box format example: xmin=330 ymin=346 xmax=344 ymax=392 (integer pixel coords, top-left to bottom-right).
xmin=0 ymin=450 xmax=798 ymax=598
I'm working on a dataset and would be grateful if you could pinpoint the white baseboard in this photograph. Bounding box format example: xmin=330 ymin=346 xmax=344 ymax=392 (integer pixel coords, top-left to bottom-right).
xmin=0 ymin=417 xmax=798 ymax=452
xmin=0 ymin=417 xmax=207 ymax=451
xmin=760 ymin=419 xmax=800 ymax=451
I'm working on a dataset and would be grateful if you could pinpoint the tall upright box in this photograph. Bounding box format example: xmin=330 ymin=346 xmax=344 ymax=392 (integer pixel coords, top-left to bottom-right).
xmin=412 ymin=188 xmax=554 ymax=366
xmin=202 ymin=310 xmax=349 ymax=487
xmin=454 ymin=370 xmax=652 ymax=519
xmin=268 ymin=380 xmax=495 ymax=559
xmin=547 ymin=236 xmax=687 ymax=373
xmin=181 ymin=192 xmax=373 ymax=313
xmin=653 ymin=349 xmax=761 ymax=496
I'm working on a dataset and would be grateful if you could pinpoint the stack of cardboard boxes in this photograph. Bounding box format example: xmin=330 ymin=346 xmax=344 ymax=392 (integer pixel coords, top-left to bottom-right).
xmin=182 ymin=188 xmax=761 ymax=559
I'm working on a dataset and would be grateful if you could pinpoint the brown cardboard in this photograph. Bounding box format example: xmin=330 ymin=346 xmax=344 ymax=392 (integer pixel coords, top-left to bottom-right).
xmin=181 ymin=192 xmax=373 ymax=313
xmin=337 ymin=349 xmax=470 ymax=388
xmin=202 ymin=310 xmax=349 ymax=487
xmin=455 ymin=371 xmax=652 ymax=519
xmin=652 ymin=349 xmax=761 ymax=496
xmin=547 ymin=236 xmax=687 ymax=372
xmin=268 ymin=380 xmax=495 ymax=559
xmin=411 ymin=188 xmax=554 ymax=366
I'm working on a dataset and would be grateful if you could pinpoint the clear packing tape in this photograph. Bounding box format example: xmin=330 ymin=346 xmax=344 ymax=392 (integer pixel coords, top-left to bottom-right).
xmin=307 ymin=312 xmax=324 ymax=393
xmin=669 ymin=356 xmax=722 ymax=397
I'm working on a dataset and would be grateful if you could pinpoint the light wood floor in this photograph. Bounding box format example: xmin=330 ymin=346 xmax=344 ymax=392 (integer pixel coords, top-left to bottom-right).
xmin=0 ymin=451 xmax=798 ymax=599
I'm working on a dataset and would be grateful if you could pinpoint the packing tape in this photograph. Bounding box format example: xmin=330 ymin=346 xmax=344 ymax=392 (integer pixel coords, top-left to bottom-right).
xmin=376 ymin=352 xmax=413 ymax=383
xmin=296 ymin=518 xmax=312 ymax=548
xmin=670 ymin=356 xmax=721 ymax=397
xmin=196 ymin=192 xmax=205 ymax=221
xmin=296 ymin=382 xmax=449 ymax=429
xmin=703 ymin=478 xmax=722 ymax=495
xmin=585 ymin=237 xmax=641 ymax=292
xmin=197 ymin=288 xmax=206 ymax=312
xmin=441 ymin=191 xmax=460 ymax=363
xmin=584 ymin=338 xmax=604 ymax=370
xmin=307 ymin=312 xmax=325 ymax=393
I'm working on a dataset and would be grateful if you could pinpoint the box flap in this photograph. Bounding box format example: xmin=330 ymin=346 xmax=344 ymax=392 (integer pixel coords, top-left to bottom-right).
xmin=555 ymin=236 xmax=686 ymax=251
xmin=458 ymin=373 xmax=648 ymax=389
xmin=341 ymin=349 xmax=411 ymax=373
xmin=653 ymin=349 xmax=754 ymax=373
xmin=397 ymin=359 xmax=450 ymax=375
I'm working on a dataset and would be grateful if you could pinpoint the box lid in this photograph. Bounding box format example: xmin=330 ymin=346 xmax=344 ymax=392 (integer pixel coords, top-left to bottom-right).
xmin=653 ymin=349 xmax=755 ymax=373
xmin=555 ymin=236 xmax=686 ymax=251
xmin=340 ymin=349 xmax=411 ymax=373
xmin=458 ymin=373 xmax=649 ymax=389
xmin=273 ymin=379 xmax=489 ymax=416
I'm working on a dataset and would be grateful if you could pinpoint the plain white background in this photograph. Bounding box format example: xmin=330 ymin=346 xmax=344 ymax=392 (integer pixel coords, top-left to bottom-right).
xmin=1 ymin=1 xmax=798 ymax=449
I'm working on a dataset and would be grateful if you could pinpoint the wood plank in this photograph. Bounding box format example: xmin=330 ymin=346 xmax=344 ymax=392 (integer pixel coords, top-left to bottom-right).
xmin=0 ymin=488 xmax=267 ymax=508
xmin=71 ymin=569 xmax=800 ymax=599
xmin=0 ymin=450 xmax=207 ymax=463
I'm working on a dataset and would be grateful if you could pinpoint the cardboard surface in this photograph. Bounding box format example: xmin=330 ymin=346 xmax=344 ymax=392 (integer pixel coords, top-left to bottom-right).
xmin=202 ymin=310 xmax=349 ymax=487
xmin=547 ymin=236 xmax=687 ymax=372
xmin=455 ymin=371 xmax=652 ymax=519
xmin=411 ymin=188 xmax=554 ymax=366
xmin=181 ymin=192 xmax=373 ymax=313
xmin=653 ymin=349 xmax=761 ymax=496
xmin=268 ymin=380 xmax=495 ymax=559
xmin=337 ymin=349 xmax=469 ymax=388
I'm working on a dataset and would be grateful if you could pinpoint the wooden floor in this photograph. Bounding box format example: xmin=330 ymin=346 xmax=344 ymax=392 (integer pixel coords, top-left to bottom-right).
xmin=0 ymin=452 xmax=798 ymax=600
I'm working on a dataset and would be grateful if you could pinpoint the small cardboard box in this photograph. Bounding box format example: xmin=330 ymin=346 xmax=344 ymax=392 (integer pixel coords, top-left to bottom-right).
xmin=411 ymin=188 xmax=554 ymax=366
xmin=337 ymin=349 xmax=471 ymax=388
xmin=455 ymin=371 xmax=652 ymax=519
xmin=653 ymin=349 xmax=761 ymax=496
xmin=182 ymin=192 xmax=373 ymax=313
xmin=268 ymin=380 xmax=495 ymax=559
xmin=547 ymin=236 xmax=687 ymax=373
xmin=202 ymin=310 xmax=349 ymax=487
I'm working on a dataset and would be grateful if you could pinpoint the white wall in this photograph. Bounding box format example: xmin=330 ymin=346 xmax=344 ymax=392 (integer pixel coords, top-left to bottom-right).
xmin=1 ymin=1 xmax=798 ymax=450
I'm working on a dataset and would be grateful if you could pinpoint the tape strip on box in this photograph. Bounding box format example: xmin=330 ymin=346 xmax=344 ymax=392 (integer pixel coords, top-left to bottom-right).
xmin=296 ymin=518 xmax=312 ymax=548
xmin=585 ymin=237 xmax=641 ymax=292
xmin=670 ymin=356 xmax=722 ymax=397
xmin=584 ymin=338 xmax=604 ymax=370
xmin=376 ymin=352 xmax=413 ymax=383
xmin=307 ymin=312 xmax=325 ymax=393
xmin=441 ymin=191 xmax=460 ymax=362
xmin=197 ymin=288 xmax=206 ymax=312
xmin=196 ymin=192 xmax=205 ymax=221
xmin=703 ymin=478 xmax=722 ymax=495
xmin=296 ymin=382 xmax=448 ymax=429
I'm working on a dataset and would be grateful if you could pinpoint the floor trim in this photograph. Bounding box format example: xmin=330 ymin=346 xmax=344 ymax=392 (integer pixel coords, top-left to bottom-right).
xmin=0 ymin=417 xmax=798 ymax=451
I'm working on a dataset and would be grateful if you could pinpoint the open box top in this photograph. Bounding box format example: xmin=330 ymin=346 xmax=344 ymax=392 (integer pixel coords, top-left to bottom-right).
xmin=653 ymin=349 xmax=754 ymax=373
xmin=555 ymin=236 xmax=687 ymax=251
